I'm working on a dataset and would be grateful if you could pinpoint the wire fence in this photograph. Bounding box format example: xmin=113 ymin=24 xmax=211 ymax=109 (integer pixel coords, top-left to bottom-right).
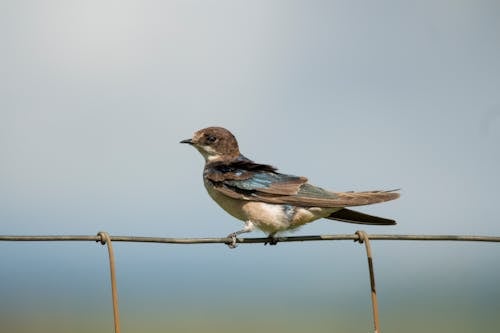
xmin=1 ymin=231 xmax=500 ymax=333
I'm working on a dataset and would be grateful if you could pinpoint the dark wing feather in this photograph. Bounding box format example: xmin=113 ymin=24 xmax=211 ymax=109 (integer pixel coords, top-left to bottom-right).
xmin=205 ymin=158 xmax=277 ymax=182
xmin=207 ymin=157 xmax=400 ymax=208
xmin=205 ymin=157 xmax=307 ymax=196
xmin=225 ymin=172 xmax=307 ymax=195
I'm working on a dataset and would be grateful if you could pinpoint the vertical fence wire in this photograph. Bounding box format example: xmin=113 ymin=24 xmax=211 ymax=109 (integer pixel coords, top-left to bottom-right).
xmin=356 ymin=230 xmax=380 ymax=333
xmin=97 ymin=232 xmax=121 ymax=333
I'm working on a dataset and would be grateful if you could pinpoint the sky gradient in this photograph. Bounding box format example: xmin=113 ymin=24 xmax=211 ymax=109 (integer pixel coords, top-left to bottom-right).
xmin=1 ymin=1 xmax=500 ymax=332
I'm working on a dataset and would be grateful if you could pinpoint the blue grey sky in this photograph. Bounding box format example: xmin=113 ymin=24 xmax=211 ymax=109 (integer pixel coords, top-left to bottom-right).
xmin=1 ymin=1 xmax=500 ymax=332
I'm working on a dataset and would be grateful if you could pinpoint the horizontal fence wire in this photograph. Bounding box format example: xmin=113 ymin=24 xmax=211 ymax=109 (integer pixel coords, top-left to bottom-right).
xmin=1 ymin=233 xmax=500 ymax=244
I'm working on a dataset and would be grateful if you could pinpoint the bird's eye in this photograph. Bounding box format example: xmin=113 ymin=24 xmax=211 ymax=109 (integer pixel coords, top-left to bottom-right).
xmin=206 ymin=135 xmax=217 ymax=144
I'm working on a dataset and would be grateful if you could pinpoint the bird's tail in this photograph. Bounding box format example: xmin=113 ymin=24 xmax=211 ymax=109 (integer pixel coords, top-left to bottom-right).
xmin=325 ymin=208 xmax=396 ymax=225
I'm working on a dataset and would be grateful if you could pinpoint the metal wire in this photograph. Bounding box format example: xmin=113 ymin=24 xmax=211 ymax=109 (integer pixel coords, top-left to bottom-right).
xmin=97 ymin=232 xmax=121 ymax=333
xmin=355 ymin=231 xmax=380 ymax=333
xmin=1 ymin=233 xmax=499 ymax=244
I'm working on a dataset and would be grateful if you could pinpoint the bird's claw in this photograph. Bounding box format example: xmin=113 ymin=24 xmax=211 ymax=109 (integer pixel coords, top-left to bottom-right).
xmin=225 ymin=233 xmax=238 ymax=249
xmin=264 ymin=236 xmax=278 ymax=246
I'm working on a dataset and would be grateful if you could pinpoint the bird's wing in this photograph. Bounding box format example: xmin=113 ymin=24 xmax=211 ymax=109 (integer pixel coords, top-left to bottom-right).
xmin=207 ymin=158 xmax=399 ymax=208
xmin=215 ymin=181 xmax=399 ymax=208
xmin=205 ymin=158 xmax=307 ymax=196
xmin=271 ymin=185 xmax=400 ymax=207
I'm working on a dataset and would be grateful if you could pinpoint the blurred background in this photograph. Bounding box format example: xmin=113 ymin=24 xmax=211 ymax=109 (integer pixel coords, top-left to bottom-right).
xmin=1 ymin=1 xmax=500 ymax=332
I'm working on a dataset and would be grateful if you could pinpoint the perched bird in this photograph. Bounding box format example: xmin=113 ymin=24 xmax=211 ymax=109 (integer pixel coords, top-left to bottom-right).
xmin=181 ymin=127 xmax=399 ymax=248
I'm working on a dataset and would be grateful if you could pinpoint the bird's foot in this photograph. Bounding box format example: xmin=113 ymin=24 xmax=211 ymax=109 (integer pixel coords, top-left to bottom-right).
xmin=225 ymin=233 xmax=238 ymax=249
xmin=264 ymin=236 xmax=279 ymax=246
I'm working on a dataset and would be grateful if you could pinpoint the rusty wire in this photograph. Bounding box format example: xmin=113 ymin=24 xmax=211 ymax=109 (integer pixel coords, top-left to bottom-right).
xmin=97 ymin=232 xmax=121 ymax=333
xmin=355 ymin=231 xmax=380 ymax=333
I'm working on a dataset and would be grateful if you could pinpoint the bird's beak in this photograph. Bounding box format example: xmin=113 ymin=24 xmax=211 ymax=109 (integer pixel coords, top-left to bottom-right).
xmin=180 ymin=138 xmax=194 ymax=145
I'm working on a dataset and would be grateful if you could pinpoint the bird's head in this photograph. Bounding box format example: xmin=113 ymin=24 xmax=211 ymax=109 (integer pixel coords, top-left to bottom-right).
xmin=180 ymin=127 xmax=240 ymax=162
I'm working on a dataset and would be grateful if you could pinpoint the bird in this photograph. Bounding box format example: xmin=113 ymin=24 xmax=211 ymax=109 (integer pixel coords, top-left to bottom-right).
xmin=181 ymin=126 xmax=399 ymax=248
